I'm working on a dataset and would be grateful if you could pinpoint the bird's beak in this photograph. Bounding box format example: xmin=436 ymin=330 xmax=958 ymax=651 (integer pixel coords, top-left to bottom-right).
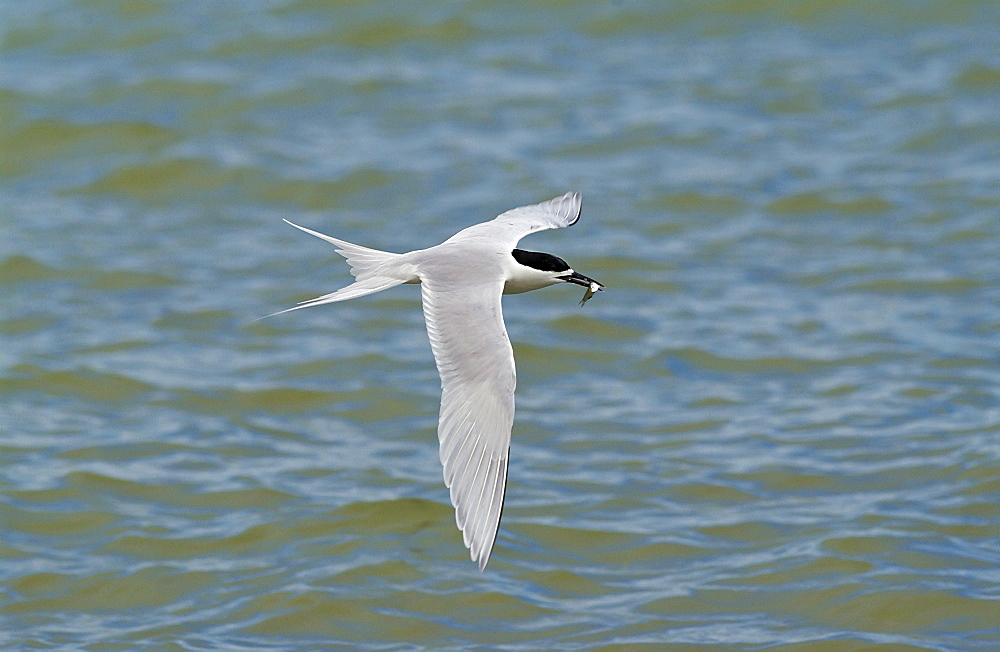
xmin=559 ymin=271 xmax=604 ymax=290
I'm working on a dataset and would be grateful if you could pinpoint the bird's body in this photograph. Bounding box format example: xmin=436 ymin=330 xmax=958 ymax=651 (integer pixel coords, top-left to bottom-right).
xmin=274 ymin=192 xmax=602 ymax=569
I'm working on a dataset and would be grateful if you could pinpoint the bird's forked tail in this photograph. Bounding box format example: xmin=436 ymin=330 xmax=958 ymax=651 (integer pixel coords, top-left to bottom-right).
xmin=265 ymin=220 xmax=416 ymax=317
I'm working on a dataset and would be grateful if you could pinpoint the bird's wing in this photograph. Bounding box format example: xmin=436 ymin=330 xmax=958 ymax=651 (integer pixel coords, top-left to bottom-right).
xmin=447 ymin=191 xmax=582 ymax=249
xmin=420 ymin=277 xmax=514 ymax=570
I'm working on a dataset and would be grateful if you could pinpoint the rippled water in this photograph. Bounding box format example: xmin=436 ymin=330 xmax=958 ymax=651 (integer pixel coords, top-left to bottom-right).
xmin=3 ymin=1 xmax=999 ymax=649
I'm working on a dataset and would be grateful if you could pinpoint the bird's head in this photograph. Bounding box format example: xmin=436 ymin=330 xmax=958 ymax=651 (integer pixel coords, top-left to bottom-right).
xmin=506 ymin=249 xmax=604 ymax=301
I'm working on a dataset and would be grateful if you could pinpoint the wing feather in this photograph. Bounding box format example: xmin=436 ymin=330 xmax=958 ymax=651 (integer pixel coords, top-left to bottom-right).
xmin=445 ymin=192 xmax=582 ymax=250
xmin=420 ymin=278 xmax=514 ymax=571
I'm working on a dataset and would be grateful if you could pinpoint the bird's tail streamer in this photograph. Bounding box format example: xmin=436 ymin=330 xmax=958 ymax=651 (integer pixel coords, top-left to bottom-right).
xmin=262 ymin=220 xmax=414 ymax=318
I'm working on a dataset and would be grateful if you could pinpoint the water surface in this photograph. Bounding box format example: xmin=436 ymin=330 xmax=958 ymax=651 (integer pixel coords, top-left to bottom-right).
xmin=2 ymin=1 xmax=999 ymax=649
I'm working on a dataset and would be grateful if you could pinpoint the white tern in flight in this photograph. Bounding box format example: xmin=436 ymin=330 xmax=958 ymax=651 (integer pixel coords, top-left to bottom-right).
xmin=272 ymin=192 xmax=604 ymax=569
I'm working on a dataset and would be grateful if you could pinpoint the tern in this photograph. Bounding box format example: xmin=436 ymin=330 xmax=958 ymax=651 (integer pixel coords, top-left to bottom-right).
xmin=272 ymin=192 xmax=603 ymax=569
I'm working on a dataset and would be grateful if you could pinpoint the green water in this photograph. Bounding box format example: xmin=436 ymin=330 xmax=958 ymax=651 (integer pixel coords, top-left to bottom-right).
xmin=2 ymin=1 xmax=999 ymax=649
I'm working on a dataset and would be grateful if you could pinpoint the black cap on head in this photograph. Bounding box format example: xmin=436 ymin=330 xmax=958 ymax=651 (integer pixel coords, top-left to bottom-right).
xmin=511 ymin=249 xmax=571 ymax=273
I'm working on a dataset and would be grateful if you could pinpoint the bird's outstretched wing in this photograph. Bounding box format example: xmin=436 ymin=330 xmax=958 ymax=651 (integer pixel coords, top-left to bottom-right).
xmin=447 ymin=191 xmax=582 ymax=250
xmin=420 ymin=277 xmax=513 ymax=570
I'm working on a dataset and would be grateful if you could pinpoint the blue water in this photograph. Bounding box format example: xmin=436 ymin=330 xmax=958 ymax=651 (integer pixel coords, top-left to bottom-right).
xmin=2 ymin=1 xmax=999 ymax=649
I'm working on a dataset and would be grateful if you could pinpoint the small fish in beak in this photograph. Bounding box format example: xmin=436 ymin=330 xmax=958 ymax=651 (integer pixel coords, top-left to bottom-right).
xmin=558 ymin=270 xmax=604 ymax=306
xmin=580 ymin=280 xmax=604 ymax=306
